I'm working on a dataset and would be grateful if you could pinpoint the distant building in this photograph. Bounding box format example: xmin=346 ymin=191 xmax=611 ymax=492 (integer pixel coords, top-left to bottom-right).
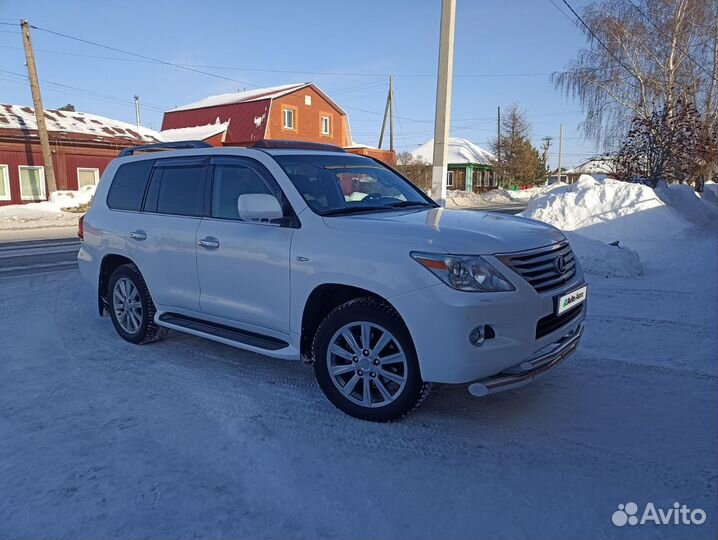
xmin=161 ymin=82 xmax=395 ymax=164
xmin=548 ymin=156 xmax=616 ymax=184
xmin=410 ymin=137 xmax=496 ymax=192
xmin=0 ymin=104 xmax=161 ymax=205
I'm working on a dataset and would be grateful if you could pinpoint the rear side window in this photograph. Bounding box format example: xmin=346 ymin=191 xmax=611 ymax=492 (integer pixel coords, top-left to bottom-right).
xmin=145 ymin=165 xmax=205 ymax=217
xmin=106 ymin=160 xmax=154 ymax=211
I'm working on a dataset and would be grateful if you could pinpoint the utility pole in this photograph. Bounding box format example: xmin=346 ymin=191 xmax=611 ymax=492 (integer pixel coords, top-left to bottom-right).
xmin=497 ymin=106 xmax=501 ymax=183
xmin=557 ymin=124 xmax=564 ymax=183
xmin=541 ymin=136 xmax=553 ymax=174
xmin=430 ymin=0 xmax=456 ymax=206
xmin=134 ymin=95 xmax=141 ymax=127
xmin=388 ymin=76 xmax=395 ymax=152
xmin=21 ymin=20 xmax=57 ymax=195
xmin=378 ymin=76 xmax=393 ymax=150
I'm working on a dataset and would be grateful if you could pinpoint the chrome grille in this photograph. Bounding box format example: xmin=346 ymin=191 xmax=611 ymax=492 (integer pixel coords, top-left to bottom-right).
xmin=499 ymin=241 xmax=576 ymax=293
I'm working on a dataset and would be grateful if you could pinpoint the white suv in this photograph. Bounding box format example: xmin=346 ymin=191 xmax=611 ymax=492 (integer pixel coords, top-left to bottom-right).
xmin=78 ymin=140 xmax=587 ymax=421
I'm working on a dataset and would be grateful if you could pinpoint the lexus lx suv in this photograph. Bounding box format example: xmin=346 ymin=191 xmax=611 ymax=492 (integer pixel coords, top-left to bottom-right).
xmin=78 ymin=140 xmax=587 ymax=422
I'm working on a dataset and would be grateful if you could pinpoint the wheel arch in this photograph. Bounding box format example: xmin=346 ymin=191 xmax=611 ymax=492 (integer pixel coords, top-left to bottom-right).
xmin=299 ymin=283 xmax=406 ymax=361
xmin=98 ymin=253 xmax=139 ymax=316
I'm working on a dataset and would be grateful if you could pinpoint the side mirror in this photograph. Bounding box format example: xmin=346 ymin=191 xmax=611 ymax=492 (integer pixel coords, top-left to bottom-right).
xmin=238 ymin=193 xmax=284 ymax=223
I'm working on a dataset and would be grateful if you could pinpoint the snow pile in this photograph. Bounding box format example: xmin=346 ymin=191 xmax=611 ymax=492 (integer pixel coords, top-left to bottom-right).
xmin=521 ymin=175 xmax=693 ymax=243
xmin=445 ymin=190 xmax=491 ymax=208
xmin=0 ymin=186 xmax=94 ymax=229
xmin=565 ymin=232 xmax=642 ymax=277
xmin=655 ymin=181 xmax=718 ymax=227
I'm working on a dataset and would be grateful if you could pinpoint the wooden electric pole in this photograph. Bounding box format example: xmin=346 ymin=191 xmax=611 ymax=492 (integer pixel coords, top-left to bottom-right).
xmin=430 ymin=0 xmax=456 ymax=206
xmin=21 ymin=20 xmax=57 ymax=194
xmin=378 ymin=76 xmax=395 ymax=151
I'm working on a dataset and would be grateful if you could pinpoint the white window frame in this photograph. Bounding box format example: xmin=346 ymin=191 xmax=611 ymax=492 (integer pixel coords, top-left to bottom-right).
xmin=77 ymin=167 xmax=100 ymax=188
xmin=282 ymin=108 xmax=295 ymax=130
xmin=447 ymin=170 xmax=454 ymax=188
xmin=321 ymin=115 xmax=331 ymax=135
xmin=0 ymin=164 xmax=10 ymax=201
xmin=19 ymin=165 xmax=46 ymax=201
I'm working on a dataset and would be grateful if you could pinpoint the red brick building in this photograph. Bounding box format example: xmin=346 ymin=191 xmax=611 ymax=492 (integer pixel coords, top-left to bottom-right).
xmin=0 ymin=104 xmax=161 ymax=206
xmin=161 ymin=82 xmax=396 ymax=165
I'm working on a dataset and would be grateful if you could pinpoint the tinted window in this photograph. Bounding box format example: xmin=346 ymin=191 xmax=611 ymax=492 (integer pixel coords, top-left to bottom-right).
xmin=152 ymin=166 xmax=205 ymax=217
xmin=211 ymin=164 xmax=274 ymax=220
xmin=107 ymin=160 xmax=154 ymax=211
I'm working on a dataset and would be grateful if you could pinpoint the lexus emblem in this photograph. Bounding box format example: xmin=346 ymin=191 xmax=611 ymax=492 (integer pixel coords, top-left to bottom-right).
xmin=554 ymin=255 xmax=567 ymax=274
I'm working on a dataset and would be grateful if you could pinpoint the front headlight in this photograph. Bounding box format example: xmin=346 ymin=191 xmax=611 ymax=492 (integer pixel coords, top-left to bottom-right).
xmin=411 ymin=252 xmax=515 ymax=292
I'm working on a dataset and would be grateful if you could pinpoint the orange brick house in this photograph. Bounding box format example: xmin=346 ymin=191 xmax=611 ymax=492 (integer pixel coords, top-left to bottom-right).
xmin=161 ymin=82 xmax=395 ymax=164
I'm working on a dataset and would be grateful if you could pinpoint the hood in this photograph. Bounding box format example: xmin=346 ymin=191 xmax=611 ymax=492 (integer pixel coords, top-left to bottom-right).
xmin=323 ymin=208 xmax=565 ymax=254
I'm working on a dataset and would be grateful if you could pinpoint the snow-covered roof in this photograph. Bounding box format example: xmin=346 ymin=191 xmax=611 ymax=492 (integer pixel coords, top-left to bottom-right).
xmin=346 ymin=140 xmax=379 ymax=150
xmin=168 ymin=82 xmax=348 ymax=117
xmin=411 ymin=137 xmax=495 ymax=165
xmin=566 ymin=156 xmax=616 ymax=175
xmin=160 ymin=120 xmax=229 ymax=142
xmin=169 ymin=83 xmax=310 ymax=112
xmin=0 ymin=104 xmax=162 ymax=142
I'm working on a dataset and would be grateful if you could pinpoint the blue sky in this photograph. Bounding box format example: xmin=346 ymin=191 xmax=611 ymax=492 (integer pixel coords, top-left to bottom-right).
xmin=1 ymin=0 xmax=596 ymax=168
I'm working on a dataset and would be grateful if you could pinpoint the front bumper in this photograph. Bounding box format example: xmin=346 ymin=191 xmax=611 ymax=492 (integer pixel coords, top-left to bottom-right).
xmin=468 ymin=324 xmax=582 ymax=397
xmin=389 ymin=259 xmax=587 ymax=384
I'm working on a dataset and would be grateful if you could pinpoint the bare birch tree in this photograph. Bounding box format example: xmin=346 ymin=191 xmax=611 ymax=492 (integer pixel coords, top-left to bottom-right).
xmin=553 ymin=0 xmax=718 ymax=157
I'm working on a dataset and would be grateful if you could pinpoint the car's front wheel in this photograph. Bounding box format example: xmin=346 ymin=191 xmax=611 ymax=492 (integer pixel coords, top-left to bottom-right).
xmin=312 ymin=297 xmax=429 ymax=421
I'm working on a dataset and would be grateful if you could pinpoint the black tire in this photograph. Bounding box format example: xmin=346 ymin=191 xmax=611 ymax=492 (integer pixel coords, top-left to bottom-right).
xmin=107 ymin=263 xmax=167 ymax=345
xmin=312 ymin=297 xmax=430 ymax=422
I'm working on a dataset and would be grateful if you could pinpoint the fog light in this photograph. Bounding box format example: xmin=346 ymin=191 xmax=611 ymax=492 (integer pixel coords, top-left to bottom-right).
xmin=469 ymin=325 xmax=485 ymax=347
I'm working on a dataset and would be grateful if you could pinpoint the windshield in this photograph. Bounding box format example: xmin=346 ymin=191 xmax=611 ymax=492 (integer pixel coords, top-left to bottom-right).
xmin=273 ymin=153 xmax=437 ymax=216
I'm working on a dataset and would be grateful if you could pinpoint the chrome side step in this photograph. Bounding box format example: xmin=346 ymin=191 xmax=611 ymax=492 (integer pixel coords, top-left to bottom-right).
xmin=468 ymin=325 xmax=583 ymax=397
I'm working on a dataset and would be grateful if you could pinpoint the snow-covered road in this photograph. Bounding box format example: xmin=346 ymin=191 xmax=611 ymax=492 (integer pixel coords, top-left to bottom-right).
xmin=0 ymin=237 xmax=716 ymax=539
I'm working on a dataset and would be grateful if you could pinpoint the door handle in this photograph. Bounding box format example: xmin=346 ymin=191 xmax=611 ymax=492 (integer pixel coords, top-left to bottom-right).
xmin=129 ymin=230 xmax=147 ymax=241
xmin=198 ymin=237 xmax=220 ymax=249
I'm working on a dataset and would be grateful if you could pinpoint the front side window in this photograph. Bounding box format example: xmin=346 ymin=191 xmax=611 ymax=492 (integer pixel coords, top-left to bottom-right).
xmin=19 ymin=166 xmax=46 ymax=200
xmin=0 ymin=165 xmax=9 ymax=201
xmin=78 ymin=167 xmax=100 ymax=188
xmin=211 ymin=164 xmax=276 ymax=220
xmin=150 ymin=166 xmax=205 ymax=217
xmin=283 ymin=108 xmax=295 ymax=130
xmin=274 ymin=153 xmax=436 ymax=216
xmin=321 ymin=115 xmax=331 ymax=135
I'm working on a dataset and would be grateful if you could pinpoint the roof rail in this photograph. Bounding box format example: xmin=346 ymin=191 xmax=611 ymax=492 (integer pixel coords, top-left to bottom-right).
xmin=118 ymin=140 xmax=211 ymax=157
xmin=250 ymin=140 xmax=346 ymax=152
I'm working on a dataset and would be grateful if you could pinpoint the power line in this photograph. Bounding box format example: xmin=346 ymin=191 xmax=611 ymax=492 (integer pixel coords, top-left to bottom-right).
xmin=558 ymin=0 xmax=637 ymax=77
xmin=0 ymin=67 xmax=169 ymax=112
xmin=622 ymin=0 xmax=718 ymax=83
xmin=28 ymin=23 xmax=261 ymax=89
xmin=0 ymin=43 xmax=590 ymax=80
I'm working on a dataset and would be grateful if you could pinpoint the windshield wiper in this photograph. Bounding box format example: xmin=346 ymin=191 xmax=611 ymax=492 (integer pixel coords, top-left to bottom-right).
xmin=383 ymin=200 xmax=436 ymax=208
xmin=321 ymin=206 xmax=389 ymax=216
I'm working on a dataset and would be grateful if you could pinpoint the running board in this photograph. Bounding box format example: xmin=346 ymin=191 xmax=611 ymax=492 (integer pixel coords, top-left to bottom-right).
xmin=157 ymin=313 xmax=289 ymax=351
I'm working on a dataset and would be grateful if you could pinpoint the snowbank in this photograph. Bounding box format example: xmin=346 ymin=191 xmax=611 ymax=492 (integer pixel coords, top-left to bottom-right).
xmin=565 ymin=232 xmax=642 ymax=278
xmin=521 ymin=175 xmax=697 ymax=243
xmin=0 ymin=186 xmax=94 ymax=230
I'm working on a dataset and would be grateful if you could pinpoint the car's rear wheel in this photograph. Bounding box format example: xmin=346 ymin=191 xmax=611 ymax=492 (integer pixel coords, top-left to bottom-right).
xmin=108 ymin=264 xmax=166 ymax=345
xmin=312 ymin=297 xmax=429 ymax=421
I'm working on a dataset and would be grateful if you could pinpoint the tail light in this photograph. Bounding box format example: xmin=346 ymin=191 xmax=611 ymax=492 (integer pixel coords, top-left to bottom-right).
xmin=78 ymin=214 xmax=85 ymax=240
